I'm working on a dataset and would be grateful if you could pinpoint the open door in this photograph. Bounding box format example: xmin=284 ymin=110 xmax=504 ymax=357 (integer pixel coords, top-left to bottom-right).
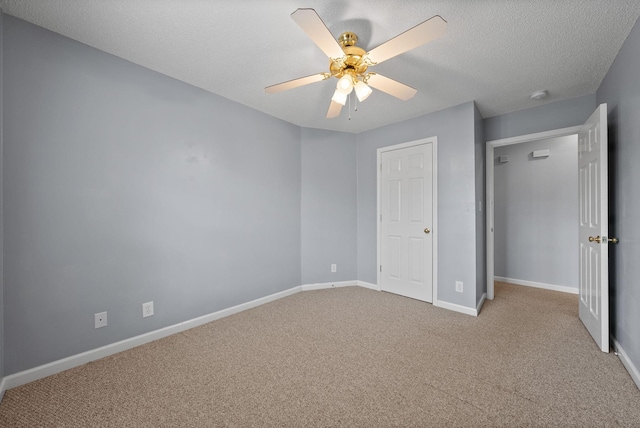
xmin=578 ymin=104 xmax=610 ymax=352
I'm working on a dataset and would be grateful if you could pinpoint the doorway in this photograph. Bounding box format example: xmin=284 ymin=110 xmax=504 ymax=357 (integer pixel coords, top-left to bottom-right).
xmin=492 ymin=134 xmax=579 ymax=294
xmin=486 ymin=125 xmax=582 ymax=299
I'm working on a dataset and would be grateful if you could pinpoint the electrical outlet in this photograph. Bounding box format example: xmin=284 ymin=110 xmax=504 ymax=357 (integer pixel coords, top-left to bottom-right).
xmin=331 ymin=264 xmax=337 ymax=273
xmin=142 ymin=301 xmax=154 ymax=318
xmin=94 ymin=312 xmax=107 ymax=329
xmin=455 ymin=281 xmax=464 ymax=293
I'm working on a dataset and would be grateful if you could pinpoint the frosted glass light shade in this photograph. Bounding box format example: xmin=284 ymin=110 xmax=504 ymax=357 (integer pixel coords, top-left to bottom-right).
xmin=336 ymin=75 xmax=354 ymax=94
xmin=354 ymin=81 xmax=372 ymax=102
xmin=331 ymin=89 xmax=348 ymax=106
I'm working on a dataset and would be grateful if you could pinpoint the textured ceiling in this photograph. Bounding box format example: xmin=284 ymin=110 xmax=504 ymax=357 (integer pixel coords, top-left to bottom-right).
xmin=1 ymin=0 xmax=639 ymax=133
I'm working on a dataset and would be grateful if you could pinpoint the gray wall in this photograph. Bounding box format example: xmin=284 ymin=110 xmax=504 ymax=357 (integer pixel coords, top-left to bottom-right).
xmin=484 ymin=94 xmax=596 ymax=142
xmin=494 ymin=136 xmax=578 ymax=289
xmin=3 ymin=16 xmax=302 ymax=374
xmin=597 ymin=17 xmax=640 ymax=377
xmin=356 ymin=102 xmax=479 ymax=308
xmin=474 ymin=104 xmax=486 ymax=305
xmin=301 ymin=128 xmax=357 ymax=284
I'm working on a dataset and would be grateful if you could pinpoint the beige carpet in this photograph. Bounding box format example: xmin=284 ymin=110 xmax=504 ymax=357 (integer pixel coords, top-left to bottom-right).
xmin=1 ymin=282 xmax=639 ymax=427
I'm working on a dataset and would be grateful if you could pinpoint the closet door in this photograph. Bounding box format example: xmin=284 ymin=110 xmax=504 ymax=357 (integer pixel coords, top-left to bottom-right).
xmin=379 ymin=140 xmax=435 ymax=303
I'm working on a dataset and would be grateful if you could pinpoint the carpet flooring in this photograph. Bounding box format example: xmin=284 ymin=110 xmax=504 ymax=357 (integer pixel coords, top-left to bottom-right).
xmin=0 ymin=282 xmax=639 ymax=427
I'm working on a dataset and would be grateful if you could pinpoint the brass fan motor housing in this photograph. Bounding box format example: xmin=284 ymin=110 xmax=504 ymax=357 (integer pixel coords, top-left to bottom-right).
xmin=330 ymin=32 xmax=370 ymax=80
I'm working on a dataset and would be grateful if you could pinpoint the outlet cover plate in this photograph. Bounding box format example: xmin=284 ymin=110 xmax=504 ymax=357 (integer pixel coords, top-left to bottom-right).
xmin=331 ymin=264 xmax=337 ymax=273
xmin=455 ymin=281 xmax=464 ymax=293
xmin=94 ymin=311 xmax=107 ymax=329
xmin=142 ymin=301 xmax=154 ymax=318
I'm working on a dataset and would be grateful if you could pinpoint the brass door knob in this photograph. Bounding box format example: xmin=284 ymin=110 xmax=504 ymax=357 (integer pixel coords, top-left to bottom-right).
xmin=607 ymin=237 xmax=619 ymax=244
xmin=588 ymin=236 xmax=601 ymax=243
xmin=424 ymin=228 xmax=431 ymax=234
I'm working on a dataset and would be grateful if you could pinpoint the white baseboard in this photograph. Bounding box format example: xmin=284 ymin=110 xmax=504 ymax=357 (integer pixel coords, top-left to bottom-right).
xmin=300 ymin=280 xmax=381 ymax=292
xmin=300 ymin=280 xmax=357 ymax=291
xmin=0 ymin=377 xmax=7 ymax=402
xmin=612 ymin=337 xmax=640 ymax=391
xmin=435 ymin=299 xmax=478 ymax=317
xmin=494 ymin=276 xmax=578 ymax=295
xmin=356 ymin=280 xmax=380 ymax=291
xmin=1 ymin=285 xmax=303 ymax=393
xmin=476 ymin=292 xmax=487 ymax=315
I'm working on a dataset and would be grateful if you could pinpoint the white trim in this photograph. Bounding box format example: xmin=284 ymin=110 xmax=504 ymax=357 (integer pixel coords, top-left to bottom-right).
xmin=300 ymin=280 xmax=357 ymax=291
xmin=1 ymin=285 xmax=302 ymax=392
xmin=377 ymin=137 xmax=438 ymax=305
xmin=0 ymin=377 xmax=7 ymax=402
xmin=486 ymin=125 xmax=582 ymax=300
xmin=489 ymin=126 xmax=582 ymax=148
xmin=301 ymin=281 xmax=381 ymax=292
xmin=356 ymin=280 xmax=380 ymax=291
xmin=435 ymin=300 xmax=478 ymax=317
xmin=476 ymin=293 xmax=486 ymax=315
xmin=612 ymin=337 xmax=640 ymax=391
xmin=432 ymin=141 xmax=439 ymax=305
xmin=486 ymin=140 xmax=494 ymax=300
xmin=484 ymin=141 xmax=495 ymax=300
xmin=494 ymin=276 xmax=579 ymax=295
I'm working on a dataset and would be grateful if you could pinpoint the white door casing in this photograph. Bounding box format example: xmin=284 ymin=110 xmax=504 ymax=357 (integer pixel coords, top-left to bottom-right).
xmin=578 ymin=104 xmax=609 ymax=353
xmin=378 ymin=138 xmax=437 ymax=303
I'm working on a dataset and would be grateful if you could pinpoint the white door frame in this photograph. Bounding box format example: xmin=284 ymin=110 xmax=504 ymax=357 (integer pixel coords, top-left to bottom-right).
xmin=377 ymin=137 xmax=438 ymax=305
xmin=486 ymin=126 xmax=581 ymax=299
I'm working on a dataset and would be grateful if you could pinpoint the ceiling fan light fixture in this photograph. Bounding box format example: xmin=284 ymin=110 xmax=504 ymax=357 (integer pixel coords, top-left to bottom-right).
xmin=331 ymin=89 xmax=348 ymax=105
xmin=266 ymin=9 xmax=448 ymax=119
xmin=336 ymin=75 xmax=354 ymax=94
xmin=354 ymin=81 xmax=372 ymax=102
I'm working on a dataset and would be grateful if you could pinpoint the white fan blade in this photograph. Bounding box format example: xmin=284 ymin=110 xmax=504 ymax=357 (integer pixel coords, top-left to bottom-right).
xmin=326 ymin=100 xmax=343 ymax=118
xmin=291 ymin=8 xmax=344 ymax=59
xmin=367 ymin=74 xmax=417 ymax=100
xmin=367 ymin=15 xmax=447 ymax=64
xmin=265 ymin=73 xmax=327 ymax=94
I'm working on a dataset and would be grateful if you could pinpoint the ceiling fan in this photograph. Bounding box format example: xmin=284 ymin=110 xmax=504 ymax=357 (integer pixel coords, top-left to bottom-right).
xmin=265 ymin=9 xmax=447 ymax=119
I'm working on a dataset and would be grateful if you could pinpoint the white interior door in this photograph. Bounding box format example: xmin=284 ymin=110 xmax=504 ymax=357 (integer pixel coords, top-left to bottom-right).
xmin=578 ymin=104 xmax=609 ymax=352
xmin=380 ymin=141 xmax=434 ymax=302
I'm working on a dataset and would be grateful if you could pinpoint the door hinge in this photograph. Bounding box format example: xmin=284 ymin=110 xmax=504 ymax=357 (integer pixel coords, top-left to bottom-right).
xmin=380 ymin=265 xmax=382 ymax=273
